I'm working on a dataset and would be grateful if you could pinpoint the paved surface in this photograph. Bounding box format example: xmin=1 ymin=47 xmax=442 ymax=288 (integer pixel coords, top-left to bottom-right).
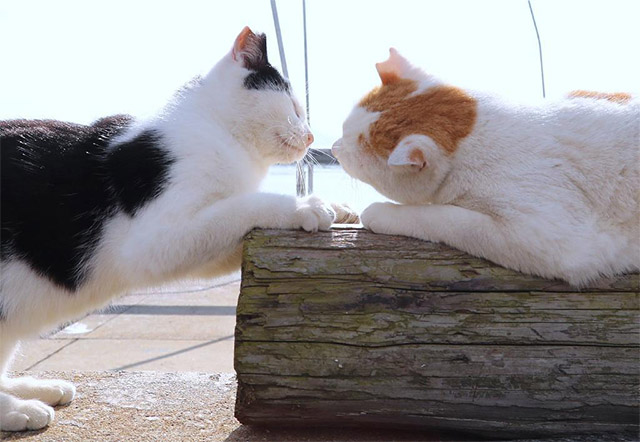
xmin=12 ymin=276 xmax=240 ymax=374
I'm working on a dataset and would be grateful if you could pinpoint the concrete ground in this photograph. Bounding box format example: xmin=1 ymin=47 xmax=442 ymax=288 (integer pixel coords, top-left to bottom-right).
xmin=11 ymin=275 xmax=241 ymax=374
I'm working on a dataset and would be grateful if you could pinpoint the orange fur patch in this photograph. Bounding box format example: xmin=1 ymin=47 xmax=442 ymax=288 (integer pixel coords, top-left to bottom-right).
xmin=359 ymin=79 xmax=477 ymax=156
xmin=568 ymin=90 xmax=632 ymax=104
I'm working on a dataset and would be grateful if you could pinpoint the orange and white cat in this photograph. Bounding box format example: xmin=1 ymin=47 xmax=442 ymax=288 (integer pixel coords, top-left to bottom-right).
xmin=333 ymin=48 xmax=639 ymax=286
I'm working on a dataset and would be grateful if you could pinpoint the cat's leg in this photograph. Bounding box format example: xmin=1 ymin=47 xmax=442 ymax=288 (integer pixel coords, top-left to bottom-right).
xmin=360 ymin=202 xmax=545 ymax=277
xmin=0 ymin=375 xmax=75 ymax=407
xmin=0 ymin=334 xmax=61 ymax=431
xmin=0 ymin=391 xmax=55 ymax=432
xmin=0 ymin=330 xmax=76 ymax=431
xmin=361 ymin=202 xmax=618 ymax=285
xmin=120 ymin=192 xmax=336 ymax=283
xmin=361 ymin=203 xmax=506 ymax=254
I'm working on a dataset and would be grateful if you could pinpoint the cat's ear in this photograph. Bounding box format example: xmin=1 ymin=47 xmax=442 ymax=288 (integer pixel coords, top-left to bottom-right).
xmin=232 ymin=26 xmax=268 ymax=70
xmin=388 ymin=135 xmax=436 ymax=172
xmin=376 ymin=48 xmax=412 ymax=85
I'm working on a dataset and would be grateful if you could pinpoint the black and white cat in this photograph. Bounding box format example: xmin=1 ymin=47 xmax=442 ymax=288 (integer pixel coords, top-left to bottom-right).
xmin=0 ymin=27 xmax=350 ymax=431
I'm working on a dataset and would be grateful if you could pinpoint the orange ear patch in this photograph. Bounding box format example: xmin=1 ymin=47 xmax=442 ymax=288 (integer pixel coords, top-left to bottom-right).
xmin=568 ymin=90 xmax=632 ymax=104
xmin=377 ymin=69 xmax=400 ymax=85
xmin=359 ymin=79 xmax=477 ymax=157
xmin=233 ymin=26 xmax=254 ymax=61
xmin=409 ymin=149 xmax=426 ymax=167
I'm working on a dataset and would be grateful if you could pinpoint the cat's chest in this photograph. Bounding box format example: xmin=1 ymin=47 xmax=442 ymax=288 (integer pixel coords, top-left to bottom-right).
xmin=172 ymin=159 xmax=265 ymax=206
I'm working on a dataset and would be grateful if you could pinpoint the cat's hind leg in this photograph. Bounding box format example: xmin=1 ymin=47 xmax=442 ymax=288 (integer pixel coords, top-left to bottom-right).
xmin=0 ymin=391 xmax=55 ymax=432
xmin=0 ymin=333 xmax=74 ymax=431
xmin=0 ymin=375 xmax=75 ymax=407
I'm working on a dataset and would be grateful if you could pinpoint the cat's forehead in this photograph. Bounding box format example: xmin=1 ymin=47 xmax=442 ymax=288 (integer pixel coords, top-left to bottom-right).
xmin=344 ymin=106 xmax=380 ymax=135
xmin=243 ymin=65 xmax=291 ymax=93
xmin=358 ymin=79 xmax=418 ymax=112
xmin=354 ymin=80 xmax=477 ymax=157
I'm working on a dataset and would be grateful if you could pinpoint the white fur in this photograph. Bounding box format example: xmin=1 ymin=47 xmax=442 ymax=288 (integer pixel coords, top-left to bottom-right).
xmin=335 ymin=61 xmax=639 ymax=287
xmin=0 ymin=32 xmax=340 ymax=431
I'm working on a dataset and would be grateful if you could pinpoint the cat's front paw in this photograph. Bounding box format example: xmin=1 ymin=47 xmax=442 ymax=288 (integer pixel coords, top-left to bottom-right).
xmin=0 ymin=393 xmax=55 ymax=431
xmin=360 ymin=202 xmax=399 ymax=235
xmin=331 ymin=202 xmax=360 ymax=224
xmin=294 ymin=196 xmax=336 ymax=232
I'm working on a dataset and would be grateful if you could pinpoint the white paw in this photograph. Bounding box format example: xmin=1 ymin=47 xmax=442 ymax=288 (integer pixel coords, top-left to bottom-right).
xmin=360 ymin=202 xmax=398 ymax=235
xmin=0 ymin=393 xmax=54 ymax=431
xmin=294 ymin=196 xmax=336 ymax=232
xmin=1 ymin=377 xmax=75 ymax=406
xmin=330 ymin=202 xmax=360 ymax=224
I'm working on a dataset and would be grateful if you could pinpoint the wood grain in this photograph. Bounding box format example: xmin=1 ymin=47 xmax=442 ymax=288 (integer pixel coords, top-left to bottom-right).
xmin=234 ymin=228 xmax=639 ymax=439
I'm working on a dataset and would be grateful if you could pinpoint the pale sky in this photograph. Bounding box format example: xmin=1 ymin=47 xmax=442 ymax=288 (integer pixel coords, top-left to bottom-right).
xmin=1 ymin=0 xmax=638 ymax=148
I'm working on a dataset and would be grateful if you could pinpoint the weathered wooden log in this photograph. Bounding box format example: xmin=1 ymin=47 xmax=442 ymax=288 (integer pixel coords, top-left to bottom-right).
xmin=234 ymin=227 xmax=639 ymax=439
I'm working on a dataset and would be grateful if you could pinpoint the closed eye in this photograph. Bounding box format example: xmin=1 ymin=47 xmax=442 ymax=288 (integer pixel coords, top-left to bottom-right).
xmin=292 ymin=101 xmax=302 ymax=119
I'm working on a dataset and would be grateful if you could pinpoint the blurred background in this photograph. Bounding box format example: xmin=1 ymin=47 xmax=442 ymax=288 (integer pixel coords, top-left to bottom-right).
xmin=1 ymin=0 xmax=639 ymax=209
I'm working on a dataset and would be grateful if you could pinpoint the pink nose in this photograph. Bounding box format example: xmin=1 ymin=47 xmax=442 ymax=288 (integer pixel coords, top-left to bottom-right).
xmin=304 ymin=132 xmax=314 ymax=147
xmin=331 ymin=140 xmax=341 ymax=156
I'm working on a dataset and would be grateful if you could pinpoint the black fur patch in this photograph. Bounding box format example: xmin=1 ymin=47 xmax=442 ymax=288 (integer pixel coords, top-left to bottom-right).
xmin=244 ymin=65 xmax=291 ymax=93
xmin=241 ymin=32 xmax=290 ymax=93
xmin=0 ymin=116 xmax=174 ymax=291
xmin=107 ymin=130 xmax=174 ymax=216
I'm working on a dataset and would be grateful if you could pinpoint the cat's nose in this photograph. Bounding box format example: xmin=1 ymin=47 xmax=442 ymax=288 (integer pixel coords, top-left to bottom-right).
xmin=331 ymin=139 xmax=342 ymax=156
xmin=304 ymin=132 xmax=314 ymax=147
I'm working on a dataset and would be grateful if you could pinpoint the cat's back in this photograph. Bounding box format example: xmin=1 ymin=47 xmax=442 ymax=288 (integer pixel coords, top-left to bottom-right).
xmin=0 ymin=115 xmax=134 ymax=289
xmin=0 ymin=115 xmax=133 ymax=144
xmin=0 ymin=116 xmax=135 ymax=178
xmin=551 ymin=91 xmax=639 ymax=207
xmin=466 ymin=90 xmax=638 ymax=232
xmin=552 ymin=91 xmax=638 ymax=149
xmin=0 ymin=115 xmax=135 ymax=218
xmin=527 ymin=92 xmax=637 ymax=233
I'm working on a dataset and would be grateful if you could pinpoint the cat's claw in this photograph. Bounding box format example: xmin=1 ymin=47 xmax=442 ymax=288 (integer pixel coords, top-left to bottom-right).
xmin=295 ymin=196 xmax=336 ymax=232
xmin=0 ymin=394 xmax=55 ymax=431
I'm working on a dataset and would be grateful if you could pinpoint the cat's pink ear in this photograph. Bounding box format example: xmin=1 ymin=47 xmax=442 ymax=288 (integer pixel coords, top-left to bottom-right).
xmin=376 ymin=48 xmax=411 ymax=85
xmin=388 ymin=135 xmax=435 ymax=171
xmin=232 ymin=26 xmax=268 ymax=70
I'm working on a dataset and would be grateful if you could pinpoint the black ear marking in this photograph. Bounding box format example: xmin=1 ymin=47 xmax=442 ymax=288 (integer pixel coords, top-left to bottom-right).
xmin=240 ymin=33 xmax=291 ymax=92
xmin=241 ymin=32 xmax=269 ymax=71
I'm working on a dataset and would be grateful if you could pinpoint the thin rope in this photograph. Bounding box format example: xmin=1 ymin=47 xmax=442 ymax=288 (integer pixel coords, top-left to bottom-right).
xmin=303 ymin=0 xmax=310 ymax=124
xmin=528 ymin=0 xmax=546 ymax=98
xmin=270 ymin=0 xmax=289 ymax=78
xmin=302 ymin=0 xmax=313 ymax=194
xmin=270 ymin=0 xmax=308 ymax=196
